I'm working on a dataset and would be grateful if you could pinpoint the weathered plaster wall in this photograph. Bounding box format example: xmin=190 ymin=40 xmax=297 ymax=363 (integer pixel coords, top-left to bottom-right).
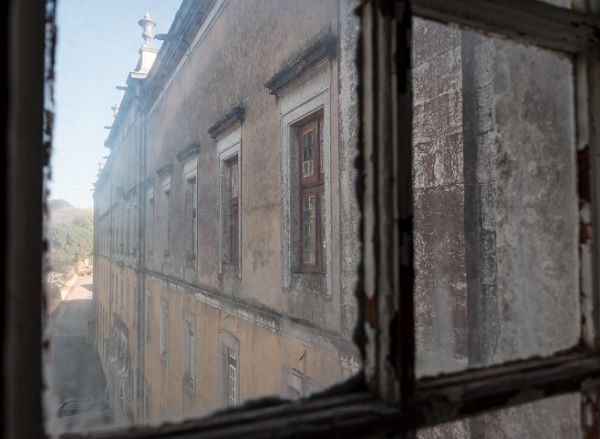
xmin=415 ymin=17 xmax=581 ymax=439
xmin=145 ymin=0 xmax=341 ymax=313
xmin=143 ymin=275 xmax=347 ymax=419
xmin=481 ymin=37 xmax=578 ymax=363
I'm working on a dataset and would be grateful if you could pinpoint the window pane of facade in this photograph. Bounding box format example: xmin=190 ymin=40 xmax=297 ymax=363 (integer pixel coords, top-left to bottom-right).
xmin=412 ymin=18 xmax=579 ymax=378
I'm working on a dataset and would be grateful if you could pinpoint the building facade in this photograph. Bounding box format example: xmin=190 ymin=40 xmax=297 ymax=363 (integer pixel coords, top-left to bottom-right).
xmin=94 ymin=0 xmax=361 ymax=424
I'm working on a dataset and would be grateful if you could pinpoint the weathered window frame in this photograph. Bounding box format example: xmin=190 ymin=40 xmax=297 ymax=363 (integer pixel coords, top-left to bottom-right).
xmin=297 ymin=115 xmax=326 ymax=274
xmin=226 ymin=156 xmax=239 ymax=267
xmin=4 ymin=0 xmax=600 ymax=438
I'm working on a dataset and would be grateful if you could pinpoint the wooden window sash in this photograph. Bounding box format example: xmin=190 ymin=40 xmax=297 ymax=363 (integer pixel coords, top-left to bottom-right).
xmin=163 ymin=190 xmax=171 ymax=258
xmin=146 ymin=197 xmax=154 ymax=258
xmin=298 ymin=116 xmax=325 ymax=274
xmin=184 ymin=178 xmax=197 ymax=264
xmin=227 ymin=156 xmax=239 ymax=266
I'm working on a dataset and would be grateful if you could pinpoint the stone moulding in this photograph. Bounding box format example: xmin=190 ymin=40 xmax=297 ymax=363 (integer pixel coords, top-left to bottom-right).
xmin=176 ymin=142 xmax=201 ymax=162
xmin=265 ymin=30 xmax=336 ymax=96
xmin=156 ymin=163 xmax=173 ymax=177
xmin=208 ymin=105 xmax=246 ymax=140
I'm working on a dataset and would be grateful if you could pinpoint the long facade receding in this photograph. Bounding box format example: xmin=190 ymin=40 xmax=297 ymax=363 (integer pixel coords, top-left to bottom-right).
xmin=93 ymin=0 xmax=361 ymax=423
xmin=92 ymin=0 xmax=581 ymax=435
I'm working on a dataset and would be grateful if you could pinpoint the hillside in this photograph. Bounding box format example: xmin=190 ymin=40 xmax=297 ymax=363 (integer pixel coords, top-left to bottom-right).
xmin=47 ymin=199 xmax=93 ymax=276
xmin=48 ymin=199 xmax=74 ymax=210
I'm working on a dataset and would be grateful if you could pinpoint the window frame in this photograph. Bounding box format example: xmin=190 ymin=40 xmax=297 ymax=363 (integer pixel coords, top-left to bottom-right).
xmin=226 ymin=155 xmax=239 ymax=267
xmin=184 ymin=174 xmax=197 ymax=267
xmin=5 ymin=0 xmax=600 ymax=437
xmin=162 ymin=180 xmax=171 ymax=259
xmin=145 ymin=187 xmax=154 ymax=261
xmin=159 ymin=298 xmax=168 ymax=365
xmin=177 ymin=144 xmax=200 ymax=271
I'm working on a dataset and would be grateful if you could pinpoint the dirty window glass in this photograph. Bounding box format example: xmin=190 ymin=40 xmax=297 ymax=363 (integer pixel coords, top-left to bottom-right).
xmin=418 ymin=393 xmax=582 ymax=438
xmin=412 ymin=18 xmax=579 ymax=378
xmin=44 ymin=0 xmax=361 ymax=434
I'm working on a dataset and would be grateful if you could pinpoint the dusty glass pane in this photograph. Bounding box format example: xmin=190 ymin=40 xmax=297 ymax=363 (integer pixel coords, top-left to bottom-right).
xmin=418 ymin=393 xmax=582 ymax=438
xmin=44 ymin=0 xmax=361 ymax=434
xmin=413 ymin=18 xmax=579 ymax=377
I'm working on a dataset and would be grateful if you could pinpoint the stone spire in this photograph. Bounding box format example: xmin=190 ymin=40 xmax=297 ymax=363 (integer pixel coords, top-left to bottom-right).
xmin=130 ymin=12 xmax=158 ymax=79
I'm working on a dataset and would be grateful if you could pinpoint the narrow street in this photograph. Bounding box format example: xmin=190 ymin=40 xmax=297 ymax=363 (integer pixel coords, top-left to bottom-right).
xmin=45 ymin=273 xmax=110 ymax=433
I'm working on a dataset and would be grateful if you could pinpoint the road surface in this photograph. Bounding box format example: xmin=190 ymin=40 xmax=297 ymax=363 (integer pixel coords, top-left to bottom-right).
xmin=45 ymin=273 xmax=110 ymax=433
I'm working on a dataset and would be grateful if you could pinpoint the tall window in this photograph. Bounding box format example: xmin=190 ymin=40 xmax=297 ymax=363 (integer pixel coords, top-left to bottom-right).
xmin=126 ymin=206 xmax=131 ymax=256
xmin=163 ymin=188 xmax=171 ymax=258
xmin=146 ymin=192 xmax=154 ymax=260
xmin=131 ymin=200 xmax=136 ymax=256
xmin=182 ymin=313 xmax=195 ymax=394
xmin=184 ymin=176 xmax=197 ymax=267
xmin=159 ymin=299 xmax=168 ymax=364
xmin=145 ymin=290 xmax=151 ymax=343
xmin=227 ymin=156 xmax=239 ymax=266
xmin=298 ymin=116 xmax=324 ymax=273
xmin=220 ymin=332 xmax=239 ymax=407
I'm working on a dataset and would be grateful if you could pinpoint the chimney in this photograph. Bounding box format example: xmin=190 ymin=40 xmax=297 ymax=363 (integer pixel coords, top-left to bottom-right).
xmin=130 ymin=12 xmax=158 ymax=79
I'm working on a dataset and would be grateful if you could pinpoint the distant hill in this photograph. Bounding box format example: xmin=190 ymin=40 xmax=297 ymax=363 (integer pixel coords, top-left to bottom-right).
xmin=48 ymin=199 xmax=74 ymax=210
xmin=47 ymin=200 xmax=93 ymax=276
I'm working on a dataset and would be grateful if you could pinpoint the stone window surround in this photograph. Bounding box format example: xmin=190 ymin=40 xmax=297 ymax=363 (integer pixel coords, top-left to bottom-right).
xmin=280 ymin=60 xmax=333 ymax=297
xmin=217 ymin=126 xmax=242 ymax=275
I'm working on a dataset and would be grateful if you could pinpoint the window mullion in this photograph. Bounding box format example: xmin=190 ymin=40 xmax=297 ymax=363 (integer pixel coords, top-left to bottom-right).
xmin=360 ymin=0 xmax=414 ymax=405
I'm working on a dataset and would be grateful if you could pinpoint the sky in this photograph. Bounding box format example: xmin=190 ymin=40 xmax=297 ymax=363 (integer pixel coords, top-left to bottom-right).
xmin=50 ymin=1 xmax=182 ymax=208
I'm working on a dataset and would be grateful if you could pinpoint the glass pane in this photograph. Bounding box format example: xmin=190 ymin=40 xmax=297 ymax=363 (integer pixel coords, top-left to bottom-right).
xmin=302 ymin=194 xmax=317 ymax=265
xmin=302 ymin=130 xmax=315 ymax=177
xmin=413 ymin=18 xmax=578 ymax=377
xmin=44 ymin=0 xmax=361 ymax=433
xmin=418 ymin=393 xmax=582 ymax=438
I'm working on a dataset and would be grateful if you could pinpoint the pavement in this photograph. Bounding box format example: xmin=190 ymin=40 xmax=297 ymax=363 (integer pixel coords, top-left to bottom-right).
xmin=45 ymin=273 xmax=110 ymax=433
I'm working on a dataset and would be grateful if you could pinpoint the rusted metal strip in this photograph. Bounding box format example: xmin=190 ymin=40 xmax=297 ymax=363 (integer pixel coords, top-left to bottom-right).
xmin=411 ymin=0 xmax=600 ymax=54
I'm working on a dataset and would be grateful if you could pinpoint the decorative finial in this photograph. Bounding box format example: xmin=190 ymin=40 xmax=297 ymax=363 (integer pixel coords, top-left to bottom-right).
xmin=131 ymin=12 xmax=159 ymax=80
xmin=111 ymin=103 xmax=119 ymax=118
xmin=138 ymin=12 xmax=156 ymax=47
